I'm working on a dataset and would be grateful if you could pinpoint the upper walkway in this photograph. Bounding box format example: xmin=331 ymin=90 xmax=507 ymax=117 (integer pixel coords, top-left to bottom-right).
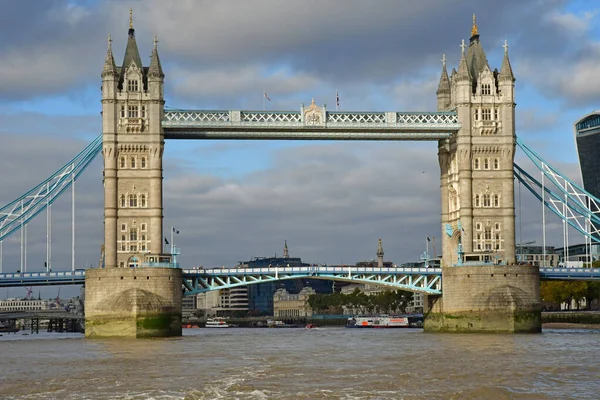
xmin=162 ymin=109 xmax=460 ymax=140
xmin=1 ymin=266 xmax=599 ymax=295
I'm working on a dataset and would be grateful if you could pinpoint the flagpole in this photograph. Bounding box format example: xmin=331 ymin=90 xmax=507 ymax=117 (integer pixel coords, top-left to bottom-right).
xmin=426 ymin=237 xmax=429 ymax=264
xmin=263 ymin=89 xmax=265 ymax=111
xmin=336 ymin=89 xmax=339 ymax=111
xmin=170 ymin=226 xmax=174 ymax=255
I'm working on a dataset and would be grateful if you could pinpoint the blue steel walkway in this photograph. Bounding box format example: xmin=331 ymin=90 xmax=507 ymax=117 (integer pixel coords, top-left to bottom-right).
xmin=0 ymin=266 xmax=598 ymax=294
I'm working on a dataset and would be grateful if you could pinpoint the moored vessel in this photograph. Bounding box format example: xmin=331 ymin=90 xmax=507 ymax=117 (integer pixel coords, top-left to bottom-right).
xmin=205 ymin=317 xmax=230 ymax=328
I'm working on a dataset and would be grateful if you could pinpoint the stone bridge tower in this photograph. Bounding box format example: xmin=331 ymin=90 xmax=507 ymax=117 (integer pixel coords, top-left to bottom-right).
xmin=87 ymin=13 xmax=181 ymax=338
xmin=101 ymin=13 xmax=165 ymax=269
xmin=437 ymin=15 xmax=516 ymax=268
xmin=426 ymin=16 xmax=540 ymax=333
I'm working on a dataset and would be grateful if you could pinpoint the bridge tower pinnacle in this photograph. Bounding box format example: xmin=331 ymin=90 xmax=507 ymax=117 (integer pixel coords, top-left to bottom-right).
xmin=437 ymin=17 xmax=516 ymax=267
xmin=101 ymin=15 xmax=165 ymax=268
xmin=283 ymin=240 xmax=289 ymax=259
xmin=376 ymin=238 xmax=384 ymax=268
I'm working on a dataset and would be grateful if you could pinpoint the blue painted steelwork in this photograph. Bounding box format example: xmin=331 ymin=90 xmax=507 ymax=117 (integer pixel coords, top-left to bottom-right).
xmin=181 ymin=266 xmax=443 ymax=295
xmin=515 ymin=137 xmax=600 ymax=242
xmin=1 ymin=266 xmax=600 ymax=289
xmin=0 ymin=134 xmax=103 ymax=241
xmin=162 ymin=109 xmax=460 ymax=140
xmin=539 ymin=267 xmax=600 ymax=280
xmin=0 ymin=270 xmax=85 ymax=287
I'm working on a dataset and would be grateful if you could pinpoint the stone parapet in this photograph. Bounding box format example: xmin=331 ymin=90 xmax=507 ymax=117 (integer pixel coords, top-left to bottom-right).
xmin=424 ymin=265 xmax=541 ymax=333
xmin=85 ymin=267 xmax=182 ymax=338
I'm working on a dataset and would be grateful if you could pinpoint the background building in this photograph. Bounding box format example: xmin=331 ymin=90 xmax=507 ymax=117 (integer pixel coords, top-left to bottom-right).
xmin=273 ymin=287 xmax=315 ymax=318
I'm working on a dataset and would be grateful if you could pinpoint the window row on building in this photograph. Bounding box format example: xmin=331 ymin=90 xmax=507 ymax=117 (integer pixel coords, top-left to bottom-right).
xmin=474 ymin=107 xmax=499 ymax=121
xmin=473 ymin=221 xmax=502 ymax=251
xmin=474 ymin=193 xmax=501 ymax=207
xmin=119 ymin=193 xmax=148 ymax=208
xmin=119 ymin=156 xmax=147 ymax=169
xmin=473 ymin=157 xmax=500 ymax=170
xmin=119 ymin=104 xmax=146 ymax=119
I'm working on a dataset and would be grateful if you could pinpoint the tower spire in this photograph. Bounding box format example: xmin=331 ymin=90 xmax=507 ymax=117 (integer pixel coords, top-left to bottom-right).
xmin=102 ymin=33 xmax=118 ymax=78
xmin=129 ymin=7 xmax=133 ymax=29
xmin=376 ymin=238 xmax=384 ymax=268
xmin=471 ymin=13 xmax=479 ymax=38
xmin=148 ymin=34 xmax=164 ymax=78
xmin=283 ymin=240 xmax=289 ymax=258
xmin=499 ymin=39 xmax=515 ymax=82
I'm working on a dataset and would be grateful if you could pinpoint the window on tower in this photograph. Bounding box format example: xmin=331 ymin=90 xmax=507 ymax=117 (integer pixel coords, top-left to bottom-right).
xmin=128 ymin=105 xmax=139 ymax=118
xmin=141 ymin=157 xmax=146 ymax=169
xmin=481 ymin=84 xmax=491 ymax=95
xmin=120 ymin=106 xmax=125 ymax=118
xmin=474 ymin=158 xmax=480 ymax=169
xmin=494 ymin=108 xmax=498 ymax=120
xmin=493 ymin=158 xmax=500 ymax=170
xmin=482 ymin=108 xmax=491 ymax=121
xmin=131 ymin=157 xmax=136 ymax=169
xmin=140 ymin=194 xmax=147 ymax=208
xmin=484 ymin=158 xmax=489 ymax=170
xmin=474 ymin=194 xmax=480 ymax=207
xmin=129 ymin=194 xmax=138 ymax=208
xmin=129 ymin=228 xmax=138 ymax=241
xmin=128 ymin=79 xmax=139 ymax=92
xmin=120 ymin=195 xmax=126 ymax=208
xmin=493 ymin=194 xmax=500 ymax=207
xmin=141 ymin=106 xmax=146 ymax=118
xmin=483 ymin=194 xmax=491 ymax=207
xmin=120 ymin=157 xmax=126 ymax=168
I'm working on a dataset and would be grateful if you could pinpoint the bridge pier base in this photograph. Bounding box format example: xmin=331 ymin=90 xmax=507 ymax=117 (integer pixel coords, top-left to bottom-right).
xmin=84 ymin=268 xmax=182 ymax=338
xmin=423 ymin=265 xmax=541 ymax=333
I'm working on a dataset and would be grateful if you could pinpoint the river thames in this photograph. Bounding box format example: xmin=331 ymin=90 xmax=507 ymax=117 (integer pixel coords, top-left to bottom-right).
xmin=1 ymin=327 xmax=599 ymax=399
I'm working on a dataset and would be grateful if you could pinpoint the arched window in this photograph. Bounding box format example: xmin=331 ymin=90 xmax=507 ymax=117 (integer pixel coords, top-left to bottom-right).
xmin=474 ymin=194 xmax=480 ymax=207
xmin=140 ymin=194 xmax=146 ymax=208
xmin=120 ymin=157 xmax=126 ymax=168
xmin=129 ymin=228 xmax=137 ymax=241
xmin=120 ymin=195 xmax=126 ymax=207
xmin=493 ymin=194 xmax=499 ymax=207
xmin=483 ymin=194 xmax=491 ymax=207
xmin=484 ymin=229 xmax=492 ymax=240
xmin=131 ymin=157 xmax=136 ymax=169
xmin=129 ymin=194 xmax=137 ymax=208
xmin=141 ymin=157 xmax=146 ymax=169
xmin=484 ymin=158 xmax=489 ymax=170
xmin=474 ymin=158 xmax=480 ymax=169
xmin=120 ymin=105 xmax=125 ymax=118
xmin=493 ymin=158 xmax=499 ymax=170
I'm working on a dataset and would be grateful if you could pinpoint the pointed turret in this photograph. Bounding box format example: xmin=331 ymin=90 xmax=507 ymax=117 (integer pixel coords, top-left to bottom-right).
xmin=498 ymin=40 xmax=515 ymax=82
xmin=456 ymin=40 xmax=471 ymax=82
xmin=148 ymin=35 xmax=164 ymax=78
xmin=437 ymin=54 xmax=451 ymax=110
xmin=283 ymin=240 xmax=289 ymax=259
xmin=121 ymin=8 xmax=144 ymax=70
xmin=376 ymin=238 xmax=384 ymax=268
xmin=466 ymin=14 xmax=490 ymax=88
xmin=102 ymin=34 xmax=118 ymax=78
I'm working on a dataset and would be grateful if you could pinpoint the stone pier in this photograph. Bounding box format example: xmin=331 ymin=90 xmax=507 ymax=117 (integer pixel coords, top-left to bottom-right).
xmin=85 ymin=268 xmax=182 ymax=338
xmin=424 ymin=265 xmax=541 ymax=333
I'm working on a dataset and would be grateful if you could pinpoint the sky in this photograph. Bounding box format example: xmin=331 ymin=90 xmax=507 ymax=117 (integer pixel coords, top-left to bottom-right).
xmin=1 ymin=0 xmax=599 ymax=298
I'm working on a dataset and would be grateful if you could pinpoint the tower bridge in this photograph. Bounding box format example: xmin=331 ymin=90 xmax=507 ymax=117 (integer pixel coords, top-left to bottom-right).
xmin=3 ymin=14 xmax=600 ymax=337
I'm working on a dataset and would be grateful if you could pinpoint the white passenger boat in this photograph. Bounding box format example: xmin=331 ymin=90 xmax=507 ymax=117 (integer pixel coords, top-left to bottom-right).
xmin=346 ymin=315 xmax=410 ymax=328
xmin=205 ymin=317 xmax=229 ymax=328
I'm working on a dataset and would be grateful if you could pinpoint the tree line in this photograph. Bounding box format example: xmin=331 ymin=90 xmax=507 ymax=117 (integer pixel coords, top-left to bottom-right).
xmin=307 ymin=288 xmax=414 ymax=315
xmin=541 ymin=281 xmax=600 ymax=310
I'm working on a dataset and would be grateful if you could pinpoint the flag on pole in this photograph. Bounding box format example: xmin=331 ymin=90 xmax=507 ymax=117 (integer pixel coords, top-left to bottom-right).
xmin=427 ymin=236 xmax=431 ymax=242
xmin=173 ymin=227 xmax=180 ymax=234
xmin=336 ymin=90 xmax=340 ymax=108
xmin=264 ymin=92 xmax=272 ymax=102
xmin=164 ymin=238 xmax=169 ymax=245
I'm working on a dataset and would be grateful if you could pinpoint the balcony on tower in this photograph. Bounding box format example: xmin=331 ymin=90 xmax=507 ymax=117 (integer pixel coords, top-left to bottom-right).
xmin=142 ymin=253 xmax=179 ymax=268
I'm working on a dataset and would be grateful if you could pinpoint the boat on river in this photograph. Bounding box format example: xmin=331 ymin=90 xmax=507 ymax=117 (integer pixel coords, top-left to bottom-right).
xmin=346 ymin=315 xmax=412 ymax=328
xmin=205 ymin=317 xmax=230 ymax=328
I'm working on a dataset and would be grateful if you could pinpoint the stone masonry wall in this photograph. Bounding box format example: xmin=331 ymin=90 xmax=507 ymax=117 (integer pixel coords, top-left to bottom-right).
xmin=424 ymin=265 xmax=541 ymax=333
xmin=85 ymin=267 xmax=182 ymax=338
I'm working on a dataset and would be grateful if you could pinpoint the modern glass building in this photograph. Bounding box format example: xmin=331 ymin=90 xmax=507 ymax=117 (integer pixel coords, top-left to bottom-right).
xmin=574 ymin=112 xmax=600 ymax=199
xmin=574 ymin=112 xmax=600 ymax=241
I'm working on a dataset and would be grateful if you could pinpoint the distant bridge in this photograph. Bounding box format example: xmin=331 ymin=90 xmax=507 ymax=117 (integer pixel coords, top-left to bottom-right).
xmin=0 ymin=266 xmax=599 ymax=295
